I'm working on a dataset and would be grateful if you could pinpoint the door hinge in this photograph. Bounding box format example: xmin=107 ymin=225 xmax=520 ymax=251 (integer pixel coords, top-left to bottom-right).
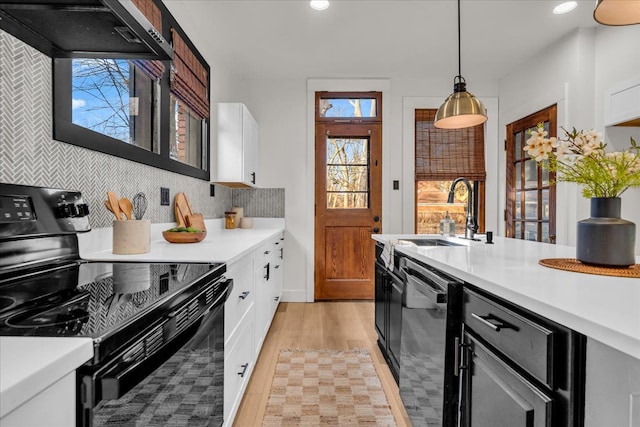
xmin=504 ymin=209 xmax=507 ymax=221
xmin=504 ymin=139 xmax=507 ymax=151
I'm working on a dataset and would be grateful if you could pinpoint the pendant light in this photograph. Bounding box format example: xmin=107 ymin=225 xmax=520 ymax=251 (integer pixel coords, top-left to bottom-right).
xmin=593 ymin=0 xmax=640 ymax=26
xmin=434 ymin=0 xmax=487 ymax=129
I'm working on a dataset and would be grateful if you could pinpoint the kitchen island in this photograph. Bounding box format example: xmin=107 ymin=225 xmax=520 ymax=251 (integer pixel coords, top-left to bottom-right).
xmin=374 ymin=233 xmax=640 ymax=427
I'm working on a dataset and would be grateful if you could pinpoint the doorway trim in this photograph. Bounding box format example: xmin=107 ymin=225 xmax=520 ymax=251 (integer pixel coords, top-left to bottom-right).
xmin=306 ymin=79 xmax=391 ymax=302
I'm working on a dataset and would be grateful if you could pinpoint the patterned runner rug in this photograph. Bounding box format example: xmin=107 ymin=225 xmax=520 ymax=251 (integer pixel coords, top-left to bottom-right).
xmin=262 ymin=348 xmax=397 ymax=426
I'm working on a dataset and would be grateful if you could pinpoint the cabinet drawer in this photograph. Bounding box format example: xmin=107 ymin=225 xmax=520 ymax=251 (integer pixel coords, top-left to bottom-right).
xmin=225 ymin=256 xmax=255 ymax=342
xmin=224 ymin=316 xmax=254 ymax=423
xmin=462 ymin=289 xmax=555 ymax=388
xmin=255 ymin=234 xmax=283 ymax=265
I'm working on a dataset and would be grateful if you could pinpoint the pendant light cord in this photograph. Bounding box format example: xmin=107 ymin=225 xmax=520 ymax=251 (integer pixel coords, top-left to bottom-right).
xmin=457 ymin=0 xmax=462 ymax=79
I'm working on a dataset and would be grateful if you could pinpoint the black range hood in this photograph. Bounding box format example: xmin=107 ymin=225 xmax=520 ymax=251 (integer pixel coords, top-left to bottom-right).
xmin=0 ymin=0 xmax=173 ymax=60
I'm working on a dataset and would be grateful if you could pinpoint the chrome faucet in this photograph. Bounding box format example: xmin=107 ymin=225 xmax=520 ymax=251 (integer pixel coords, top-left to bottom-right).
xmin=447 ymin=177 xmax=477 ymax=240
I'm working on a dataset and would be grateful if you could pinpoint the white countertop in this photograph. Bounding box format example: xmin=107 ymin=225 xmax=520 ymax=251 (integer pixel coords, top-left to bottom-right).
xmin=79 ymin=218 xmax=285 ymax=265
xmin=0 ymin=337 xmax=93 ymax=418
xmin=373 ymin=234 xmax=640 ymax=361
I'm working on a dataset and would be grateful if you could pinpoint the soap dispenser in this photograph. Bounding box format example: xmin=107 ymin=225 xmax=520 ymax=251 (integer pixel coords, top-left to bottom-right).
xmin=440 ymin=211 xmax=455 ymax=236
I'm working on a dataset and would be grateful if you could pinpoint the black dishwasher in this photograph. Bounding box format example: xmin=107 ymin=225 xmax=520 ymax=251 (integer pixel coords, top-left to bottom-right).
xmin=399 ymin=256 xmax=462 ymax=427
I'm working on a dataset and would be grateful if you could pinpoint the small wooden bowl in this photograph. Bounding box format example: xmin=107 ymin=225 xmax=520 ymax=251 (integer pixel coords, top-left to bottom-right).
xmin=162 ymin=231 xmax=207 ymax=243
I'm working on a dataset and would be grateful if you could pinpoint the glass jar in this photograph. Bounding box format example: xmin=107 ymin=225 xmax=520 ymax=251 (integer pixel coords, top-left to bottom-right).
xmin=224 ymin=212 xmax=237 ymax=229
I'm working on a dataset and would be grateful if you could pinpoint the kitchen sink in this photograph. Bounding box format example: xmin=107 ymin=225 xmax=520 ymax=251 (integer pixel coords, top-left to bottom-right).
xmin=396 ymin=238 xmax=463 ymax=247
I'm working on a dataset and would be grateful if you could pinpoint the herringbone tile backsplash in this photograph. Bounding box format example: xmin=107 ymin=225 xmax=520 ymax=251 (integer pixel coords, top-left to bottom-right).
xmin=0 ymin=31 xmax=284 ymax=228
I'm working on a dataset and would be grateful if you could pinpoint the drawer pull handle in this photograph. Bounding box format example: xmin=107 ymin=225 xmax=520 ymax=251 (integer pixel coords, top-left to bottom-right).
xmin=471 ymin=312 xmax=513 ymax=332
xmin=264 ymin=250 xmax=270 ymax=255
xmin=274 ymin=296 xmax=279 ymax=302
xmin=238 ymin=363 xmax=249 ymax=377
xmin=239 ymin=291 xmax=250 ymax=300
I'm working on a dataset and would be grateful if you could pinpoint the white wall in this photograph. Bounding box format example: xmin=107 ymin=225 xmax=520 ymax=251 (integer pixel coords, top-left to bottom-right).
xmin=498 ymin=25 xmax=640 ymax=251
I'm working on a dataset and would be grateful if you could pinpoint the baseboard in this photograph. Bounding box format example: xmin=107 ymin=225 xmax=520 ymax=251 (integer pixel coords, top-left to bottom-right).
xmin=281 ymin=289 xmax=306 ymax=302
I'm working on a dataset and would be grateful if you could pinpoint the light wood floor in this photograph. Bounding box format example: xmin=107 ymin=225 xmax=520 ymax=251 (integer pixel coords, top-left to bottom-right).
xmin=232 ymin=302 xmax=411 ymax=426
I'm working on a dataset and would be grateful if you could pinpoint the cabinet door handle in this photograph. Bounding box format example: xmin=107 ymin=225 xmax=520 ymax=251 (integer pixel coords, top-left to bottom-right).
xmin=238 ymin=363 xmax=249 ymax=377
xmin=239 ymin=291 xmax=250 ymax=300
xmin=264 ymin=250 xmax=270 ymax=255
xmin=264 ymin=263 xmax=270 ymax=280
xmin=470 ymin=312 xmax=513 ymax=332
xmin=274 ymin=296 xmax=279 ymax=302
xmin=250 ymin=172 xmax=256 ymax=184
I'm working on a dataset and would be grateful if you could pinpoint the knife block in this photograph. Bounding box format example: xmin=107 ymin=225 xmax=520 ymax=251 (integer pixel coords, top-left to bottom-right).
xmin=112 ymin=220 xmax=151 ymax=254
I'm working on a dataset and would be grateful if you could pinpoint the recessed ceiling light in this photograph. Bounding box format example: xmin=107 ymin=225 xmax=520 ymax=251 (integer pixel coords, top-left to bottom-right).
xmin=553 ymin=1 xmax=578 ymax=14
xmin=310 ymin=0 xmax=329 ymax=11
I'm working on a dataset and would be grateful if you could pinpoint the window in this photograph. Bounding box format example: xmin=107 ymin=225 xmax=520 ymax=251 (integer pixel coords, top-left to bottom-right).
xmin=53 ymin=0 xmax=210 ymax=180
xmin=414 ymin=109 xmax=486 ymax=234
xmin=71 ymin=59 xmax=158 ymax=152
xmin=316 ymin=92 xmax=382 ymax=121
xmin=506 ymin=105 xmax=557 ymax=243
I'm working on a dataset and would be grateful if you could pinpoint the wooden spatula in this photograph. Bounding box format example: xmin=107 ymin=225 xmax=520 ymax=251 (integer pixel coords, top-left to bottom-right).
xmin=106 ymin=192 xmax=122 ymax=220
xmin=119 ymin=198 xmax=133 ymax=220
xmin=174 ymin=192 xmax=193 ymax=227
xmin=104 ymin=200 xmax=120 ymax=220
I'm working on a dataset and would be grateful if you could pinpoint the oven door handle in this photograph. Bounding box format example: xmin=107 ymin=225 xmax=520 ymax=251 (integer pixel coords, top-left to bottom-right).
xmin=98 ymin=279 xmax=231 ymax=401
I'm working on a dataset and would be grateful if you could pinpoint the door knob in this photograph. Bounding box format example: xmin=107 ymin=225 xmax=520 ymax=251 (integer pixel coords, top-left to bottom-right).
xmin=373 ymin=216 xmax=380 ymax=222
xmin=372 ymin=227 xmax=380 ymax=233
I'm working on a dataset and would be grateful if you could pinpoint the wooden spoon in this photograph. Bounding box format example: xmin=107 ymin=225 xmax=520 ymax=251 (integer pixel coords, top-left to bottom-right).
xmin=104 ymin=200 xmax=120 ymax=220
xmin=107 ymin=191 xmax=122 ymax=220
xmin=119 ymin=198 xmax=134 ymax=220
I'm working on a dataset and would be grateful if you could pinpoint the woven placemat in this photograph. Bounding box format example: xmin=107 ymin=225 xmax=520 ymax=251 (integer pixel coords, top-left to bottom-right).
xmin=539 ymin=258 xmax=640 ymax=278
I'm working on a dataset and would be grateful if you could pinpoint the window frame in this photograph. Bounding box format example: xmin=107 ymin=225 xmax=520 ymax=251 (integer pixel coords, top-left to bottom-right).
xmin=52 ymin=0 xmax=210 ymax=181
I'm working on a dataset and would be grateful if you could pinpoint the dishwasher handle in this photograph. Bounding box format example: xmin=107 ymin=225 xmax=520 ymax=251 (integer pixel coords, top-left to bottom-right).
xmin=403 ymin=257 xmax=460 ymax=289
xmin=405 ymin=272 xmax=447 ymax=305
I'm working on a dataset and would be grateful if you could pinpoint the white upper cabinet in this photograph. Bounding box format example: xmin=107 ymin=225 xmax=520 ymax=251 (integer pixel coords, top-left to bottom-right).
xmin=604 ymin=76 xmax=640 ymax=126
xmin=215 ymin=103 xmax=259 ymax=187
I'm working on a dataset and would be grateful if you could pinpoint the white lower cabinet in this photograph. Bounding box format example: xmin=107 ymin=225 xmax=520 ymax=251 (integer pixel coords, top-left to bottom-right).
xmin=0 ymin=371 xmax=76 ymax=427
xmin=253 ymin=234 xmax=284 ymax=356
xmin=224 ymin=232 xmax=284 ymax=426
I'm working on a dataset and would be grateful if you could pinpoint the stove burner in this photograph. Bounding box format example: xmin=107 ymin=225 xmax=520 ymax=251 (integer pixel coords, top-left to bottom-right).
xmin=4 ymin=290 xmax=91 ymax=334
xmin=0 ymin=296 xmax=16 ymax=312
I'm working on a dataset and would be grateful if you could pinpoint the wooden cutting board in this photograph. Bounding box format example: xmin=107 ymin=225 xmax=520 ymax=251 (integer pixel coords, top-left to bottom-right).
xmin=185 ymin=213 xmax=207 ymax=232
xmin=174 ymin=192 xmax=194 ymax=227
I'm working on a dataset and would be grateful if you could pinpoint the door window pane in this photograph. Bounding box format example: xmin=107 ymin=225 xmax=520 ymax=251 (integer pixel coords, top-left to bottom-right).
xmin=515 ymin=191 xmax=522 ymax=219
xmin=326 ymin=137 xmax=369 ymax=209
xmin=524 ymin=191 xmax=538 ymax=219
xmin=541 ymin=223 xmax=550 ymax=243
xmin=515 ymin=162 xmax=522 ymax=190
xmin=515 ymin=222 xmax=521 ymax=239
xmin=524 ymin=160 xmax=537 ymax=188
xmin=542 ymin=189 xmax=550 ymax=220
xmin=319 ymin=97 xmax=378 ymax=118
xmin=515 ymin=132 xmax=522 ymax=160
xmin=541 ymin=160 xmax=550 ymax=186
xmin=525 ymin=223 xmax=538 ymax=241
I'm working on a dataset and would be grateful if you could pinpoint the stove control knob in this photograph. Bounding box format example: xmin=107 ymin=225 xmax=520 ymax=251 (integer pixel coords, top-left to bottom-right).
xmin=57 ymin=203 xmax=76 ymax=218
xmin=76 ymin=203 xmax=90 ymax=217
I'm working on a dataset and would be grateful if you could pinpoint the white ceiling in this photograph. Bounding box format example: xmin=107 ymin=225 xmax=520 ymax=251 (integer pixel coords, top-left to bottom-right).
xmin=163 ymin=0 xmax=598 ymax=82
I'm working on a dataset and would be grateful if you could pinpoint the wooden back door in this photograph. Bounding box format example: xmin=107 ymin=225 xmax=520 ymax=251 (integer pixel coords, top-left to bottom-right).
xmin=314 ymin=92 xmax=382 ymax=300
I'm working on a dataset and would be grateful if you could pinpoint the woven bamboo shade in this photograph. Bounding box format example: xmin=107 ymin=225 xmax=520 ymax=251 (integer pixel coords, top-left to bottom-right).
xmin=129 ymin=0 xmax=165 ymax=81
xmin=415 ymin=109 xmax=486 ymax=181
xmin=170 ymin=28 xmax=210 ymax=119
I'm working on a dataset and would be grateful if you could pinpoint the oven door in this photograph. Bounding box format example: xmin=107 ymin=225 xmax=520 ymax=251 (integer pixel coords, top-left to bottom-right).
xmin=78 ymin=278 xmax=231 ymax=427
